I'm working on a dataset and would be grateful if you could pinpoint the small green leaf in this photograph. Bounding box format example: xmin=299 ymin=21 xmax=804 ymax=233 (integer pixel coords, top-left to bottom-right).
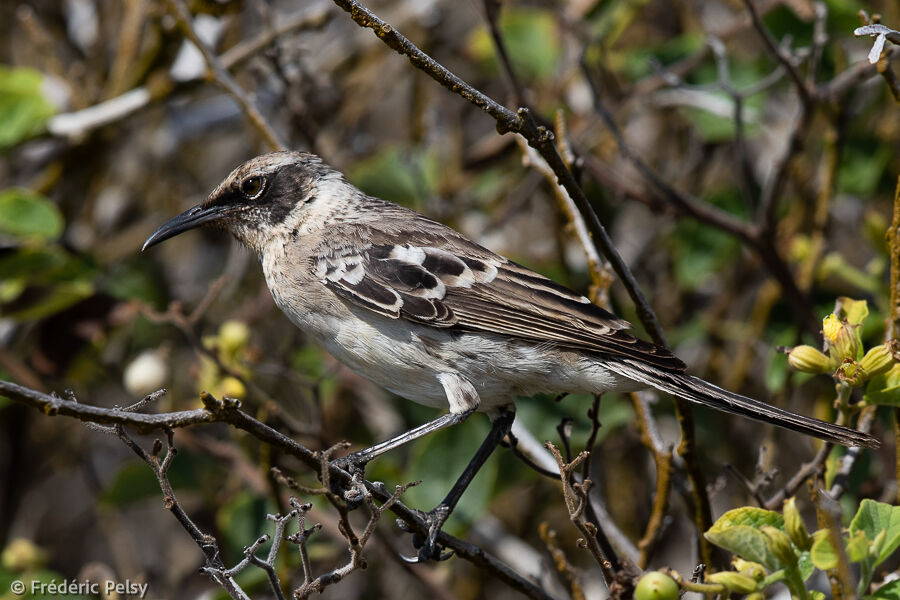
xmin=865 ymin=363 xmax=900 ymax=407
xmin=810 ymin=530 xmax=838 ymax=570
xmin=0 ymin=66 xmax=56 ymax=151
xmin=866 ymin=579 xmax=900 ymax=600
xmin=846 ymin=529 xmax=870 ymax=562
xmin=705 ymin=525 xmax=780 ymax=570
xmin=0 ymin=189 xmax=63 ymax=240
xmin=850 ymin=499 xmax=900 ymax=566
xmin=797 ymin=550 xmax=815 ymax=581
xmin=834 ymin=297 xmax=869 ymax=327
xmin=708 ymin=507 xmax=785 ymax=531
xmin=467 ymin=9 xmax=561 ymax=79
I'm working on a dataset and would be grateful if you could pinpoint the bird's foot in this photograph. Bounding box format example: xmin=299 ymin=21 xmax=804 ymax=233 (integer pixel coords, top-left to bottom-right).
xmin=398 ymin=505 xmax=455 ymax=563
xmin=328 ymin=452 xmax=369 ymax=509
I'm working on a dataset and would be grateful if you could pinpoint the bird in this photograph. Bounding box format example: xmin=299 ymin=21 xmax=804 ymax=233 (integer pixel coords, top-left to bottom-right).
xmin=143 ymin=151 xmax=879 ymax=560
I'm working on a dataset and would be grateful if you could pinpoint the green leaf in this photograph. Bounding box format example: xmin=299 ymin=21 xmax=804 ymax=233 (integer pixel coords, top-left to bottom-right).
xmin=838 ymin=146 xmax=891 ymax=196
xmin=467 ymin=9 xmax=561 ymax=80
xmin=0 ymin=66 xmax=56 ymax=151
xmin=346 ymin=146 xmax=438 ymax=209
xmin=865 ymin=363 xmax=900 ymax=407
xmin=705 ymin=508 xmax=787 ymax=569
xmin=850 ymin=499 xmax=900 ymax=566
xmin=705 ymin=525 xmax=781 ymax=570
xmin=835 ymin=297 xmax=869 ymax=327
xmin=0 ymin=189 xmax=63 ymax=240
xmin=810 ymin=530 xmax=838 ymax=570
xmin=866 ymin=579 xmax=900 ymax=600
xmin=709 ymin=507 xmax=785 ymax=531
xmin=1 ymin=280 xmax=94 ymax=321
xmin=797 ymin=550 xmax=815 ymax=581
xmin=846 ymin=529 xmax=870 ymax=562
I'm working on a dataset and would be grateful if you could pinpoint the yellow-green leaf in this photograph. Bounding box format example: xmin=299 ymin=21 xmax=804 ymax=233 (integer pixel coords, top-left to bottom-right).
xmin=0 ymin=65 xmax=56 ymax=150
xmin=810 ymin=530 xmax=837 ymax=570
xmin=0 ymin=189 xmax=63 ymax=240
xmin=850 ymin=499 xmax=900 ymax=566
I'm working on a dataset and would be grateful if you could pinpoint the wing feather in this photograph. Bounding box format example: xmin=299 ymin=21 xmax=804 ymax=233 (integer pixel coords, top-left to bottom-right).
xmin=314 ymin=220 xmax=685 ymax=371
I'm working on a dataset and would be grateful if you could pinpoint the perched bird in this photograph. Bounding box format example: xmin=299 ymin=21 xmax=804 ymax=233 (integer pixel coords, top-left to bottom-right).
xmin=144 ymin=151 xmax=878 ymax=559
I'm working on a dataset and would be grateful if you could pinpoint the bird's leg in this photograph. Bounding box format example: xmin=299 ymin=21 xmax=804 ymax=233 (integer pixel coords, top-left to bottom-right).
xmin=329 ymin=408 xmax=476 ymax=504
xmin=401 ymin=405 xmax=516 ymax=563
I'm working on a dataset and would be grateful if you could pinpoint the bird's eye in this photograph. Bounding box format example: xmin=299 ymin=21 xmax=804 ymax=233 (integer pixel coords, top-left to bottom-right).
xmin=240 ymin=176 xmax=264 ymax=199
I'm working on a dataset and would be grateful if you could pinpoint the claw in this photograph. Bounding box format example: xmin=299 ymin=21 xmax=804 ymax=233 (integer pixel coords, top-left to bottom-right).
xmin=397 ymin=505 xmax=455 ymax=563
xmin=328 ymin=452 xmax=369 ymax=509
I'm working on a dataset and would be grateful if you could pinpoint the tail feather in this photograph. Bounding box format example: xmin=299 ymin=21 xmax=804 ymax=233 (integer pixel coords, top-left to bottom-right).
xmin=607 ymin=360 xmax=880 ymax=449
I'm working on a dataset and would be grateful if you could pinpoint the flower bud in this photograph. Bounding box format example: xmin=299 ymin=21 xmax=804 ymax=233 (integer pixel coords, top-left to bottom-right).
xmin=783 ymin=497 xmax=811 ymax=550
xmin=706 ymin=571 xmax=758 ymax=594
xmin=834 ymin=359 xmax=864 ymax=386
xmin=788 ymin=345 xmax=832 ymax=374
xmin=1 ymin=538 xmax=46 ymax=570
xmin=219 ymin=376 xmax=246 ymax=400
xmin=219 ymin=319 xmax=250 ymax=356
xmin=822 ymin=314 xmax=860 ymax=362
xmin=859 ymin=342 xmax=899 ymax=378
xmin=762 ymin=526 xmax=797 ymax=567
xmin=870 ymin=528 xmax=887 ymax=561
xmin=732 ymin=558 xmax=766 ymax=581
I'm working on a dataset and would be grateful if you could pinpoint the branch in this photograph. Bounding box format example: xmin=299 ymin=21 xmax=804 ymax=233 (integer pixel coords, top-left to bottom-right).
xmin=632 ymin=392 xmax=674 ymax=568
xmin=165 ymin=0 xmax=287 ymax=151
xmin=2 ymin=379 xmax=557 ymax=600
xmin=545 ymin=443 xmax=619 ymax=587
xmin=741 ymin=0 xmax=813 ymax=107
xmin=330 ymin=0 xmax=669 ymax=350
xmin=47 ymin=7 xmax=330 ymax=140
xmin=115 ymin=426 xmax=251 ymax=600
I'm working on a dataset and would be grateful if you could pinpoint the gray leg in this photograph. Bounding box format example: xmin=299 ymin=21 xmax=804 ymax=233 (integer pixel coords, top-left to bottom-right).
xmin=403 ymin=404 xmax=516 ymax=563
xmin=344 ymin=408 xmax=474 ymax=465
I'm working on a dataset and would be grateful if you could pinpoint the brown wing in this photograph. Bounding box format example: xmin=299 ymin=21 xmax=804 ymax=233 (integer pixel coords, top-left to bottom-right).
xmin=314 ymin=217 xmax=685 ymax=372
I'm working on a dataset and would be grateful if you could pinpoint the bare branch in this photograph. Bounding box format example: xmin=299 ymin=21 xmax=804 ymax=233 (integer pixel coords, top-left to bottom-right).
xmin=330 ymin=0 xmax=670 ymax=352
xmin=2 ymin=378 xmax=557 ymax=600
xmin=741 ymin=0 xmax=813 ymax=107
xmin=165 ymin=0 xmax=287 ymax=151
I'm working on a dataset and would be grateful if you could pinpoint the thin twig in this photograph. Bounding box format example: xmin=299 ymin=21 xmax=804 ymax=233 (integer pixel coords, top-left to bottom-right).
xmin=545 ymin=443 xmax=619 ymax=587
xmin=165 ymin=0 xmax=287 ymax=151
xmin=47 ymin=6 xmax=330 ymax=139
xmin=116 ymin=426 xmax=251 ymax=600
xmin=3 ymin=379 xmax=557 ymax=600
xmin=632 ymin=392 xmax=674 ymax=568
xmin=741 ymin=0 xmax=813 ymax=107
xmin=481 ymin=0 xmax=526 ymax=106
xmin=329 ymin=0 xmax=670 ymax=351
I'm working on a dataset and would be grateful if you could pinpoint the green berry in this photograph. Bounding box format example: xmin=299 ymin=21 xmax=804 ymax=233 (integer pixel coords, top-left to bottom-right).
xmin=635 ymin=571 xmax=679 ymax=600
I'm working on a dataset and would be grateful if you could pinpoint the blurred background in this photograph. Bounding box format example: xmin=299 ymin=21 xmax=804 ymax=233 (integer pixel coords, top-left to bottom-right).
xmin=0 ymin=0 xmax=898 ymax=598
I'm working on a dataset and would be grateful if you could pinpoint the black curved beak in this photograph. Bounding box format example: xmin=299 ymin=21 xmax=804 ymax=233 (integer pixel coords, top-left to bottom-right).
xmin=142 ymin=204 xmax=228 ymax=251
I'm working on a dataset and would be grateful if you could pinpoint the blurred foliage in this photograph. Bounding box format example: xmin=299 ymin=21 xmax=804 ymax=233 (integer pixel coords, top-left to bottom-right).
xmin=1 ymin=0 xmax=899 ymax=598
xmin=0 ymin=66 xmax=55 ymax=151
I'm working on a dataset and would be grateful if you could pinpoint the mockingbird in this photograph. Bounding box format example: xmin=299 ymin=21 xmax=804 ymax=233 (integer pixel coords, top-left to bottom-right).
xmin=144 ymin=151 xmax=879 ymax=560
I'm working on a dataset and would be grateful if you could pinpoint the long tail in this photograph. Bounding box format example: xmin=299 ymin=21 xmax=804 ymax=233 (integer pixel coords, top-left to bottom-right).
xmin=606 ymin=360 xmax=880 ymax=448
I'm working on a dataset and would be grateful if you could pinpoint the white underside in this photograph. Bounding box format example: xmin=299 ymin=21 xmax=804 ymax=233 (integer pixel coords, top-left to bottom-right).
xmin=265 ymin=270 xmax=638 ymax=412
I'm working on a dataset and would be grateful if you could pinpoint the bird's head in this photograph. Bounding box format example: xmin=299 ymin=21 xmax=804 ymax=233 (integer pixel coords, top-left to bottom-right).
xmin=142 ymin=151 xmax=337 ymax=254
